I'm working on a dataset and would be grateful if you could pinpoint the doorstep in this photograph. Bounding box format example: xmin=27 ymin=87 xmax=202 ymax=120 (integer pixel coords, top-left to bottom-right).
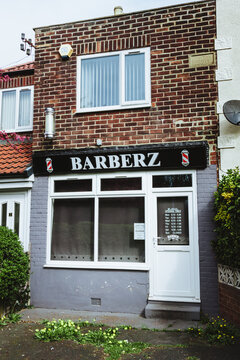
xmin=145 ymin=301 xmax=201 ymax=320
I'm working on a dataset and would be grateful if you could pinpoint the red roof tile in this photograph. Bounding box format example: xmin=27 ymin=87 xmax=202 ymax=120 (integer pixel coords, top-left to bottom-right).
xmin=0 ymin=142 xmax=32 ymax=176
xmin=2 ymin=62 xmax=34 ymax=73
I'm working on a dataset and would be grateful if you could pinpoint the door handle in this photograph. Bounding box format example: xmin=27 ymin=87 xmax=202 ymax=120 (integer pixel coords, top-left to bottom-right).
xmin=153 ymin=237 xmax=157 ymax=247
xmin=153 ymin=237 xmax=163 ymax=246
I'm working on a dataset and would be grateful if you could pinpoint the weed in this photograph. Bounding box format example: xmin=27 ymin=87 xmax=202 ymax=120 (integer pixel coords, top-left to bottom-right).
xmin=35 ymin=319 xmax=151 ymax=360
xmin=0 ymin=313 xmax=21 ymax=326
xmin=187 ymin=316 xmax=240 ymax=345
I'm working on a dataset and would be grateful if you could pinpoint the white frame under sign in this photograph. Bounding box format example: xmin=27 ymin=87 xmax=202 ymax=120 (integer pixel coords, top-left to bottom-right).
xmin=45 ymin=168 xmax=199 ymax=299
xmin=46 ymin=172 xmax=149 ymax=270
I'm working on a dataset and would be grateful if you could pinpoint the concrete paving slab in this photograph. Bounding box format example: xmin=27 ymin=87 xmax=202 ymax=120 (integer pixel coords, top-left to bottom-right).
xmin=20 ymin=307 xmax=199 ymax=330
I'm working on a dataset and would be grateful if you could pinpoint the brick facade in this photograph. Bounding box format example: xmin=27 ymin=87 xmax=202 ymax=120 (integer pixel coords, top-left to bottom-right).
xmin=219 ymin=283 xmax=240 ymax=326
xmin=0 ymin=63 xmax=34 ymax=91
xmin=33 ymin=0 xmax=218 ymax=164
xmin=0 ymin=75 xmax=33 ymax=90
xmin=28 ymin=0 xmax=220 ymax=316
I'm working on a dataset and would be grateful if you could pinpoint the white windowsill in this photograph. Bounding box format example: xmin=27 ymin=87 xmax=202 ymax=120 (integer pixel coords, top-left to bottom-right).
xmin=3 ymin=127 xmax=33 ymax=133
xmin=75 ymin=103 xmax=151 ymax=114
xmin=44 ymin=262 xmax=149 ymax=271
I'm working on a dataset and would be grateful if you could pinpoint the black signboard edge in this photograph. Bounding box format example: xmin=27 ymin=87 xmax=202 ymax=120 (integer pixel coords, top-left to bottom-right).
xmin=33 ymin=141 xmax=209 ymax=176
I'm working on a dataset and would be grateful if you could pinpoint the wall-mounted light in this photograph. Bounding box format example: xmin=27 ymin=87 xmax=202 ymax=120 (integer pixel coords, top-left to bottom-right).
xmin=44 ymin=107 xmax=55 ymax=139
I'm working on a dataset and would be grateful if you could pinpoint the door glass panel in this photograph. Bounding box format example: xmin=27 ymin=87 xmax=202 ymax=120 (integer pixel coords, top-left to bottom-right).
xmin=51 ymin=198 xmax=94 ymax=261
xmin=101 ymin=177 xmax=141 ymax=191
xmin=153 ymin=175 xmax=192 ymax=188
xmin=98 ymin=197 xmax=145 ymax=262
xmin=14 ymin=202 xmax=20 ymax=236
xmin=1 ymin=203 xmax=7 ymax=227
xmin=157 ymin=197 xmax=189 ymax=245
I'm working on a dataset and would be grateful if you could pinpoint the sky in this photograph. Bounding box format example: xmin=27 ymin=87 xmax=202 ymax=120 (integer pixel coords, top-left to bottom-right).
xmin=0 ymin=0 xmax=204 ymax=69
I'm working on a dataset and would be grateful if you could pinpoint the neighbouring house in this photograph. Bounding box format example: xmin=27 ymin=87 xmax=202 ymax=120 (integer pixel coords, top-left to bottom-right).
xmin=216 ymin=0 xmax=240 ymax=174
xmin=214 ymin=0 xmax=240 ymax=325
xmin=2 ymin=0 xmax=220 ymax=319
xmin=0 ymin=62 xmax=34 ymax=252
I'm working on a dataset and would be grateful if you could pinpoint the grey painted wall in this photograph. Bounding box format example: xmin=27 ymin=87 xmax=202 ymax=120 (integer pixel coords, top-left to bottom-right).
xmin=29 ymin=176 xmax=148 ymax=314
xmin=30 ymin=167 xmax=219 ymax=315
xmin=197 ymin=165 xmax=219 ymax=315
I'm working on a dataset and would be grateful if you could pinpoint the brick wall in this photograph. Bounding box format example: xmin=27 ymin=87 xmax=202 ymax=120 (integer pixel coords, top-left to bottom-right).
xmin=0 ymin=73 xmax=34 ymax=90
xmin=219 ymin=283 xmax=240 ymax=326
xmin=33 ymin=0 xmax=218 ymax=164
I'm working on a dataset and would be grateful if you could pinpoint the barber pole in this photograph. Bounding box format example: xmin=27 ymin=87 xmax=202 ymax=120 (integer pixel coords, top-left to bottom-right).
xmin=46 ymin=157 xmax=53 ymax=173
xmin=181 ymin=150 xmax=189 ymax=167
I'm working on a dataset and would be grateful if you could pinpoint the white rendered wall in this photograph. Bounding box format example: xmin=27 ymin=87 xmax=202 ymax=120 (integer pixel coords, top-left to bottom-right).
xmin=216 ymin=0 xmax=240 ymax=175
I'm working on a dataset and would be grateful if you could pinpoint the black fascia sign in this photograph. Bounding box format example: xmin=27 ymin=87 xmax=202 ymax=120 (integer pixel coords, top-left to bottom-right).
xmin=33 ymin=143 xmax=208 ymax=176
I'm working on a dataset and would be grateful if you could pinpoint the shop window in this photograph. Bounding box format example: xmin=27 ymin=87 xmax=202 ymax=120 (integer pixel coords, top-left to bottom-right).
xmin=98 ymin=197 xmax=145 ymax=262
xmin=0 ymin=86 xmax=33 ymax=131
xmin=49 ymin=175 xmax=146 ymax=266
xmin=77 ymin=48 xmax=151 ymax=112
xmin=51 ymin=198 xmax=94 ymax=261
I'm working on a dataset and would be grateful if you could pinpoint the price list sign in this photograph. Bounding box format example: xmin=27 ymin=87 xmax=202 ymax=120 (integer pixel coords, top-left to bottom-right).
xmin=157 ymin=197 xmax=189 ymax=245
xmin=165 ymin=208 xmax=182 ymax=236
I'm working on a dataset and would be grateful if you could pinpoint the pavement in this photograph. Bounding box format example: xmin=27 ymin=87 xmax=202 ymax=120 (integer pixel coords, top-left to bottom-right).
xmin=19 ymin=307 xmax=199 ymax=330
xmin=0 ymin=308 xmax=239 ymax=360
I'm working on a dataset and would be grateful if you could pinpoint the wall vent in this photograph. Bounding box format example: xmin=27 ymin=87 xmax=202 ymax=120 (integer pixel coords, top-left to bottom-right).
xmin=91 ymin=297 xmax=101 ymax=306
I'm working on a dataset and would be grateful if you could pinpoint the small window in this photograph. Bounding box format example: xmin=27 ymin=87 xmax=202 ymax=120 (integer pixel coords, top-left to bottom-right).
xmin=153 ymin=175 xmax=192 ymax=188
xmin=14 ymin=203 xmax=20 ymax=236
xmin=77 ymin=48 xmax=150 ymax=112
xmin=0 ymin=86 xmax=33 ymax=131
xmin=54 ymin=179 xmax=92 ymax=192
xmin=1 ymin=203 xmax=7 ymax=227
xmin=101 ymin=177 xmax=142 ymax=191
xmin=157 ymin=197 xmax=189 ymax=245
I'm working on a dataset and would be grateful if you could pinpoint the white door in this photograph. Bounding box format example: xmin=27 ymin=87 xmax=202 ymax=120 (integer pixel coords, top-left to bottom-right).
xmin=149 ymin=192 xmax=200 ymax=302
xmin=0 ymin=193 xmax=28 ymax=250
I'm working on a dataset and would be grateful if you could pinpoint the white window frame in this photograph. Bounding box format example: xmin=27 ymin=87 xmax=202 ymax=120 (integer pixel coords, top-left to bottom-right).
xmin=45 ymin=170 xmax=198 ymax=271
xmin=76 ymin=48 xmax=151 ymax=113
xmin=0 ymin=85 xmax=34 ymax=132
xmin=46 ymin=172 xmax=148 ymax=270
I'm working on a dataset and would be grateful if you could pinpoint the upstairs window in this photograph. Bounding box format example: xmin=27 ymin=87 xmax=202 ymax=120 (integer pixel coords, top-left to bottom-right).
xmin=77 ymin=48 xmax=151 ymax=112
xmin=0 ymin=86 xmax=33 ymax=132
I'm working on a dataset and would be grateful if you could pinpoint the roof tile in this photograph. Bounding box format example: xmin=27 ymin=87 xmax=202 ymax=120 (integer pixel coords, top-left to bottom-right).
xmin=2 ymin=62 xmax=34 ymax=73
xmin=0 ymin=143 xmax=32 ymax=176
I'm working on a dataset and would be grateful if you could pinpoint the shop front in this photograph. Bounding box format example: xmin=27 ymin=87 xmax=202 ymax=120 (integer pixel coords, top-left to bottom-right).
xmin=30 ymin=142 xmax=217 ymax=317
